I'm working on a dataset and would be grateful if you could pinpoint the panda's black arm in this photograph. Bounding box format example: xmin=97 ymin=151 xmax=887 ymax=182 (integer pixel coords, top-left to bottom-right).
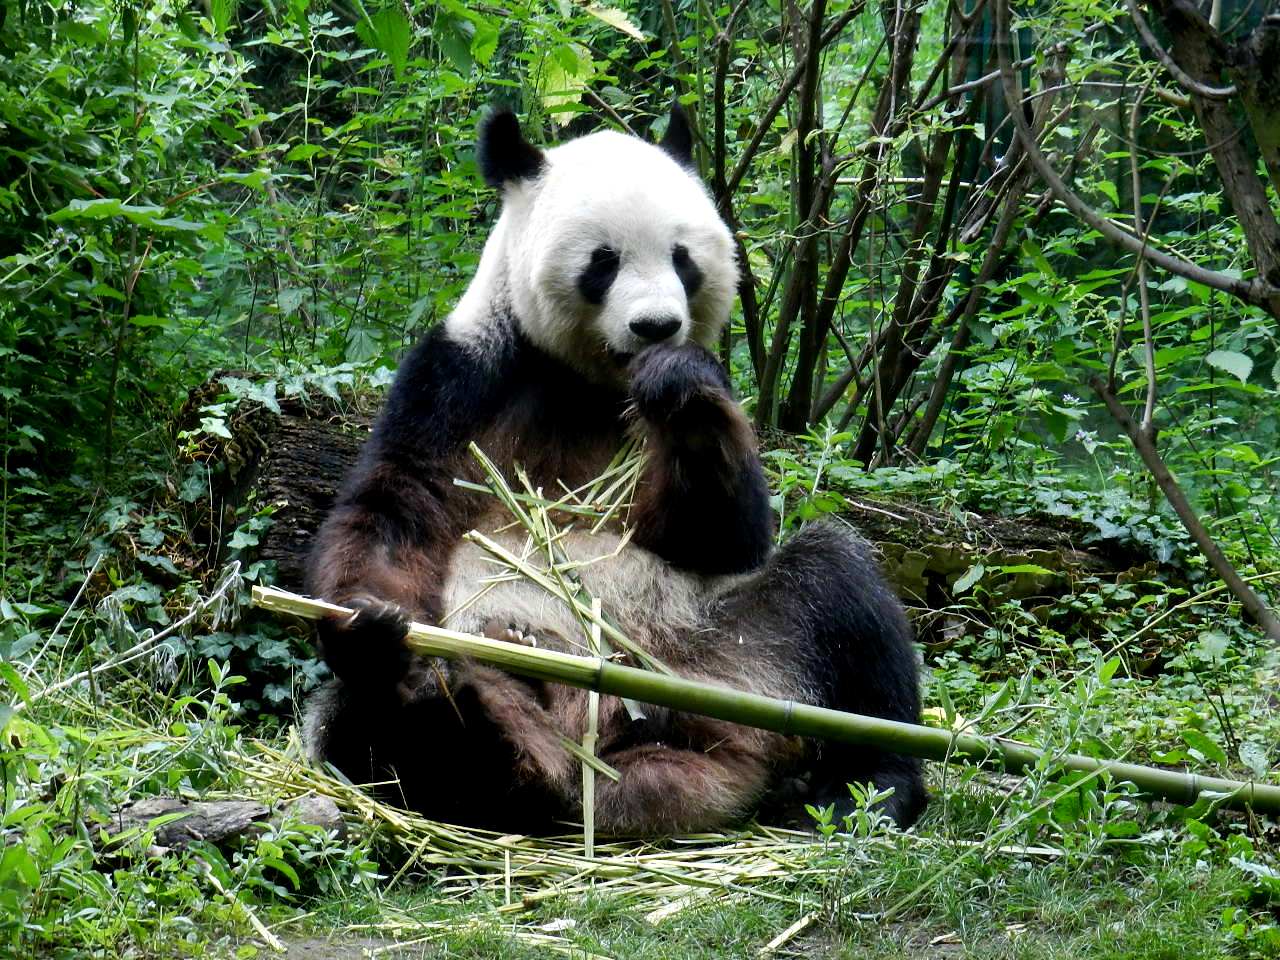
xmin=628 ymin=344 xmax=774 ymax=575
xmin=306 ymin=325 xmax=512 ymax=675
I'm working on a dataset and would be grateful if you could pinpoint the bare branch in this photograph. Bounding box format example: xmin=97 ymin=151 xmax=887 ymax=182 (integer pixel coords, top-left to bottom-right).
xmin=995 ymin=0 xmax=1280 ymax=313
xmin=1126 ymin=0 xmax=1236 ymax=100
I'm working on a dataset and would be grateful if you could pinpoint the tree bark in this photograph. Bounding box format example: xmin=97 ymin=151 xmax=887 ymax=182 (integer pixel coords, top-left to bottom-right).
xmin=1147 ymin=0 xmax=1280 ymax=289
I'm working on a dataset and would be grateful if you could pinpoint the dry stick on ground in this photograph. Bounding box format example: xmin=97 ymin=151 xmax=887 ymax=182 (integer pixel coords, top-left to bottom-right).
xmin=993 ymin=0 xmax=1280 ymax=643
xmin=254 ymin=585 xmax=1280 ymax=814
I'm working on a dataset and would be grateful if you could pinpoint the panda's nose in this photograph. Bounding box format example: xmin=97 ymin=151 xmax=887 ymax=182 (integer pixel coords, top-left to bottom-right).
xmin=629 ymin=316 xmax=682 ymax=342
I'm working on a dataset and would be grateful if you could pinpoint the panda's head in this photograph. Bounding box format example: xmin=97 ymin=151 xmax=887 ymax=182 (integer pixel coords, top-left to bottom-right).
xmin=456 ymin=105 xmax=737 ymax=384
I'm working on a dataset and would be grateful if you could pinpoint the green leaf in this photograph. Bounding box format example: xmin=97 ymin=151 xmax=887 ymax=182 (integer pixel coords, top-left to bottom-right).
xmin=277 ymin=288 xmax=305 ymax=316
xmin=997 ymin=564 xmax=1054 ymax=575
xmin=953 ymin=563 xmax=985 ymax=594
xmin=430 ymin=10 xmax=472 ymax=73
xmin=936 ymin=681 xmax=956 ymax=724
xmin=199 ymin=416 xmax=233 ymax=440
xmin=288 ymin=0 xmax=311 ymax=32
xmin=0 ymin=661 xmax=31 ymax=703
xmin=284 ymin=143 xmax=327 ymax=162
xmin=540 ymin=44 xmax=594 ymax=124
xmin=128 ymin=314 xmax=171 ymax=329
xmin=1205 ymin=349 xmax=1252 ymax=384
xmin=1181 ymin=729 xmax=1228 ymax=767
xmin=470 ymin=17 xmax=499 ymax=65
xmin=50 ymin=199 xmax=205 ymax=233
xmin=121 ymin=5 xmax=137 ymax=46
xmin=357 ymin=7 xmax=413 ymax=80
xmin=211 ymin=0 xmax=240 ymax=37
xmin=585 ymin=5 xmax=645 ymax=41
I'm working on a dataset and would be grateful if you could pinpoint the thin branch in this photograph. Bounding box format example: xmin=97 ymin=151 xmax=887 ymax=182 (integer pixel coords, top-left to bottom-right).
xmin=994 ymin=0 xmax=1280 ymax=312
xmin=1090 ymin=377 xmax=1280 ymax=643
xmin=1129 ymin=77 xmax=1158 ymax=431
xmin=1126 ymin=0 xmax=1236 ymax=100
xmin=917 ymin=55 xmax=1033 ymax=113
xmin=719 ymin=3 xmax=866 ymax=205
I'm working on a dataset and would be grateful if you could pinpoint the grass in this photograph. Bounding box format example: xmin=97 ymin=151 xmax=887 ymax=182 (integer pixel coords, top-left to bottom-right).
xmin=256 ymin=785 xmax=1267 ymax=960
xmin=13 ymin=660 xmax=1273 ymax=959
xmin=2 ymin=446 xmax=1278 ymax=959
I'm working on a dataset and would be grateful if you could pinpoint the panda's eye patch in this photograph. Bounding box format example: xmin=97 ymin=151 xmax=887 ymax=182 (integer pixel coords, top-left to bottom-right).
xmin=577 ymin=245 xmax=621 ymax=305
xmin=672 ymin=243 xmax=703 ymax=299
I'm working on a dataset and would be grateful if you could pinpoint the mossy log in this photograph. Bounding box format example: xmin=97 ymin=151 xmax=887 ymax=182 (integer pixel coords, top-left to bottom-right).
xmin=175 ymin=374 xmax=374 ymax=587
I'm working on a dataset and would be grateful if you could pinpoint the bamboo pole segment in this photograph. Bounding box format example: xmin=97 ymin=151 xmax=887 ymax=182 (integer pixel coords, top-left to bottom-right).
xmin=253 ymin=585 xmax=1280 ymax=816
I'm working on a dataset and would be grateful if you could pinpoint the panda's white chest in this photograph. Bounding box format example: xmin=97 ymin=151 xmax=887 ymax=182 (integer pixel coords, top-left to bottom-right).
xmin=438 ymin=508 xmax=708 ymax=658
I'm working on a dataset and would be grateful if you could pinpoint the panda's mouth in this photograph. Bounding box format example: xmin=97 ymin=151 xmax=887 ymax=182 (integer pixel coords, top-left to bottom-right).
xmin=608 ymin=348 xmax=636 ymax=367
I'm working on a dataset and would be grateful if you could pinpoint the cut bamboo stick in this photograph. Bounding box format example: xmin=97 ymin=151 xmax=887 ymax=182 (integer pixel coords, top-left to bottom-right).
xmin=253 ymin=585 xmax=1280 ymax=816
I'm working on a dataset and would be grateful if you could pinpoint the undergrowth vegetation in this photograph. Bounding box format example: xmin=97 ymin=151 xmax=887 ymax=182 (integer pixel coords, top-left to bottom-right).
xmin=2 ymin=0 xmax=1279 ymax=957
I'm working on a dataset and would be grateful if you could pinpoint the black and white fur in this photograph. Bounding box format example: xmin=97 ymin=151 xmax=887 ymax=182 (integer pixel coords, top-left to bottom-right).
xmin=302 ymin=106 xmax=926 ymax=834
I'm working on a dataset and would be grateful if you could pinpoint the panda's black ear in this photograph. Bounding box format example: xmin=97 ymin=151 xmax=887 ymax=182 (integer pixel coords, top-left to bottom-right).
xmin=658 ymin=100 xmax=695 ymax=169
xmin=477 ymin=108 xmax=545 ymax=188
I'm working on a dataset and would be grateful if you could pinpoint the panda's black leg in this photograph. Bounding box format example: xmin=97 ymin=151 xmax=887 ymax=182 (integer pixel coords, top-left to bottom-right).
xmin=714 ymin=521 xmax=927 ymax=828
xmin=304 ymin=679 xmax=561 ymax=831
xmin=812 ymin=751 xmax=926 ymax=829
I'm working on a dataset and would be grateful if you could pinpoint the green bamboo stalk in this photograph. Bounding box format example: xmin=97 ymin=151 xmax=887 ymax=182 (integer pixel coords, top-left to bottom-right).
xmin=254 ymin=585 xmax=1280 ymax=815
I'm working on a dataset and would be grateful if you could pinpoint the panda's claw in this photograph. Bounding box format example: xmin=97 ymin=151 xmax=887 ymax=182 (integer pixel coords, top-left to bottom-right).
xmin=317 ymin=594 xmax=415 ymax=694
xmin=484 ymin=619 xmax=539 ymax=648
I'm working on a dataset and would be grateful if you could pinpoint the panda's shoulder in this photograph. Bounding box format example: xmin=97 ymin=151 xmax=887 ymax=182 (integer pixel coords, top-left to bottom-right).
xmin=367 ymin=317 xmax=520 ymax=454
xmin=393 ymin=311 xmax=517 ymax=396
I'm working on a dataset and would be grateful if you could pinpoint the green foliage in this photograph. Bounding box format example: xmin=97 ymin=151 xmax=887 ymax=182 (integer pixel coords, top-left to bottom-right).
xmin=0 ymin=661 xmax=379 ymax=955
xmin=0 ymin=0 xmax=1278 ymax=956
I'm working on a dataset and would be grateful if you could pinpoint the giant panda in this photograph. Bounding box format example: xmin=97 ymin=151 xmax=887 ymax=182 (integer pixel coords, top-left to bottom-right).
xmin=302 ymin=105 xmax=926 ymax=834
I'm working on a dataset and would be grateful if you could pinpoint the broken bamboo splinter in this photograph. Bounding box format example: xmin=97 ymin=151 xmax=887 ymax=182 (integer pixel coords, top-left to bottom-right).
xmin=252 ymin=585 xmax=1280 ymax=816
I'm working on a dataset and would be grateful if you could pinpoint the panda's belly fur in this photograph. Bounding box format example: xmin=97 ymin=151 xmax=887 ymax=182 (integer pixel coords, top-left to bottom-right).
xmin=432 ymin=505 xmax=811 ymax=831
xmin=440 ymin=507 xmax=700 ymax=650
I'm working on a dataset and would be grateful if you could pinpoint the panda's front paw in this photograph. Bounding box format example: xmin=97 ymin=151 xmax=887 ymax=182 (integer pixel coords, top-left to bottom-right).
xmin=319 ymin=595 xmax=443 ymax=703
xmin=629 ymin=343 xmax=732 ymax=424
